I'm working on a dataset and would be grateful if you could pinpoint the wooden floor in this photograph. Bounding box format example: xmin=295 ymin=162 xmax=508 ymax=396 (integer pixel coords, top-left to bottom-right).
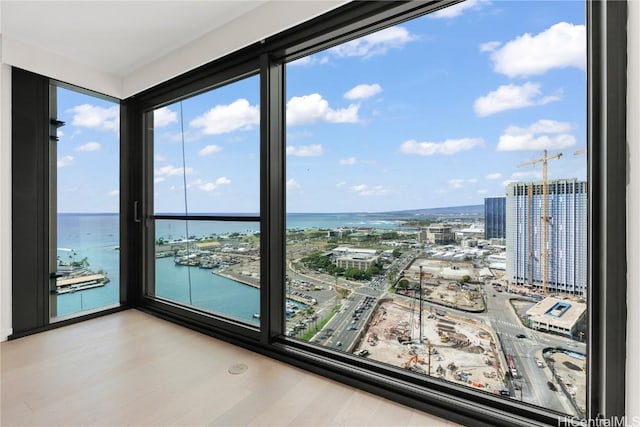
xmin=1 ymin=309 xmax=458 ymax=426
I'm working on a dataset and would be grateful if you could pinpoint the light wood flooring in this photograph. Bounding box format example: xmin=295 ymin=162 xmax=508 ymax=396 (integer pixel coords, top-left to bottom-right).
xmin=1 ymin=309 xmax=458 ymax=426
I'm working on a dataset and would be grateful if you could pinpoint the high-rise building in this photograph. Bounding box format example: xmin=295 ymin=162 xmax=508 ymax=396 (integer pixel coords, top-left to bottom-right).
xmin=506 ymin=179 xmax=587 ymax=295
xmin=484 ymin=197 xmax=506 ymax=239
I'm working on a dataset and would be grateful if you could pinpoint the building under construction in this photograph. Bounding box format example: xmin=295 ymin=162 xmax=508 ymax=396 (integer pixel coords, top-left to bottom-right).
xmin=505 ymin=179 xmax=588 ymax=296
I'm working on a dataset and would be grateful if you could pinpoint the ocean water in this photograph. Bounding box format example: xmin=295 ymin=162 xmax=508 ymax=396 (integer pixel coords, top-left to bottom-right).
xmin=55 ymin=212 xmax=413 ymax=318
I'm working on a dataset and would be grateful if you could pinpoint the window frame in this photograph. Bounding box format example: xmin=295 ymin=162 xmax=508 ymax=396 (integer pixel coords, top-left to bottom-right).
xmin=10 ymin=69 xmax=128 ymax=337
xmin=136 ymin=59 xmax=265 ymax=341
xmin=124 ymin=0 xmax=627 ymax=425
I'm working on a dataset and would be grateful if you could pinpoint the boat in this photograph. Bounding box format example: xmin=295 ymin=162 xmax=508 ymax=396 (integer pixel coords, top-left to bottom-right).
xmin=252 ymin=313 xmax=260 ymax=319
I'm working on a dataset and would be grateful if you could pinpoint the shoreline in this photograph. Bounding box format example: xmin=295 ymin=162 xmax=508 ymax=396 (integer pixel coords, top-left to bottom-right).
xmin=213 ymin=269 xmax=259 ymax=289
xmin=212 ymin=269 xmax=316 ymax=305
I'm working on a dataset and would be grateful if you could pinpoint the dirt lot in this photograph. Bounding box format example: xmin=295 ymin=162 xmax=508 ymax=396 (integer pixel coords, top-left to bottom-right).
xmin=354 ymin=300 xmax=506 ymax=394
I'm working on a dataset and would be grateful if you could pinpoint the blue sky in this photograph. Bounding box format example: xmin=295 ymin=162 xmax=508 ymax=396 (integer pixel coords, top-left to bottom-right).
xmin=57 ymin=0 xmax=586 ymax=214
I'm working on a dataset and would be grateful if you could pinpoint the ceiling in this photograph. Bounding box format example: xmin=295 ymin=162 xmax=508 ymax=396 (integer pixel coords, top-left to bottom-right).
xmin=1 ymin=1 xmax=268 ymax=77
xmin=0 ymin=0 xmax=347 ymax=97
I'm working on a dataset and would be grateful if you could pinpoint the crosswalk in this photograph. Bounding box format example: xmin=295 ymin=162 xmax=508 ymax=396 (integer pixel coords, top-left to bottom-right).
xmin=491 ymin=319 xmax=522 ymax=329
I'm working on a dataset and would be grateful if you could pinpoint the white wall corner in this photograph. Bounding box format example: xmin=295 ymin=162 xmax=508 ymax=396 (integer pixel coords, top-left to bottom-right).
xmin=1 ymin=34 xmax=123 ymax=99
xmin=122 ymin=0 xmax=348 ymax=97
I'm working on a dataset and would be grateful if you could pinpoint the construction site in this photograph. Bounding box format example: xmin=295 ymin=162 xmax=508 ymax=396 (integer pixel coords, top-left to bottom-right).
xmin=397 ymin=258 xmax=485 ymax=312
xmin=353 ymin=300 xmax=506 ymax=394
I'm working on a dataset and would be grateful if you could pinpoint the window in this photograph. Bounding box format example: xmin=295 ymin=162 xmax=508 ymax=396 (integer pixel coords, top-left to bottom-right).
xmin=127 ymin=1 xmax=626 ymax=425
xmin=49 ymin=85 xmax=121 ymax=319
xmin=286 ymin=0 xmax=589 ymax=416
xmin=143 ymin=71 xmax=262 ymax=329
xmin=11 ymin=69 xmax=125 ymax=336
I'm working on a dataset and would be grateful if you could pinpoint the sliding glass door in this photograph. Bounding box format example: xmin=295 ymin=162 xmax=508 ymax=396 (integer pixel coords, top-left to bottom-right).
xmin=144 ymin=73 xmax=261 ymax=327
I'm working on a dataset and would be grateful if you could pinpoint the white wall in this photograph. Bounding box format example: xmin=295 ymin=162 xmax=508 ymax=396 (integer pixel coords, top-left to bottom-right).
xmin=626 ymin=0 xmax=639 ymax=419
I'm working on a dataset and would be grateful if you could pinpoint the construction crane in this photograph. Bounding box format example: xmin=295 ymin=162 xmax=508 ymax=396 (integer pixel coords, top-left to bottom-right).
xmin=518 ymin=149 xmax=563 ymax=293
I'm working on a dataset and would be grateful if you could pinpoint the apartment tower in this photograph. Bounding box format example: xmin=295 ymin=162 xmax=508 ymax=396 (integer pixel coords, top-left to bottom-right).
xmin=506 ymin=179 xmax=587 ymax=295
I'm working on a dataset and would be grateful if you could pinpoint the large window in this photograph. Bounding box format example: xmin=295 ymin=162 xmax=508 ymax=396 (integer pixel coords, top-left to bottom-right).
xmin=128 ymin=1 xmax=626 ymax=425
xmin=285 ymin=0 xmax=588 ymax=418
xmin=144 ymin=74 xmax=261 ymax=327
xmin=49 ymin=85 xmax=121 ymax=319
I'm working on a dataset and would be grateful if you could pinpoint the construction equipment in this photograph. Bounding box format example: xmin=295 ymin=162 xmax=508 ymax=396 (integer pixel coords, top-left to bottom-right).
xmin=518 ymin=149 xmax=563 ymax=293
xmin=403 ymin=354 xmax=425 ymax=369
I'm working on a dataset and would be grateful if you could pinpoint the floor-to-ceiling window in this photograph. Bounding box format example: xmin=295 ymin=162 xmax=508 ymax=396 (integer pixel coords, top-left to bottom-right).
xmin=143 ymin=72 xmax=262 ymax=328
xmin=284 ymin=0 xmax=589 ymax=417
xmin=126 ymin=1 xmax=625 ymax=425
xmin=49 ymin=84 xmax=121 ymax=320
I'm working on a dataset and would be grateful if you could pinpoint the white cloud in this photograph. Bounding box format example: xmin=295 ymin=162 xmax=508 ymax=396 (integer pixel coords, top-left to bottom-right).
xmin=286 ymin=179 xmax=301 ymax=190
xmin=449 ymin=179 xmax=465 ymax=189
xmin=57 ymin=129 xmax=64 ymax=138
xmin=154 ymin=154 xmax=167 ymax=162
xmin=330 ymin=26 xmax=415 ymax=59
xmin=488 ymin=22 xmax=586 ymax=78
xmin=477 ymin=189 xmax=488 ymax=195
xmin=473 ymin=82 xmax=561 ymax=117
xmin=154 ymin=177 xmax=166 ymax=184
xmin=198 ymin=145 xmax=223 ymax=157
xmin=69 ymin=104 xmax=119 ymax=131
xmin=287 ymin=94 xmax=359 ymax=126
xmin=190 ymin=99 xmax=259 ymax=135
xmin=486 ymin=172 xmax=502 ymax=180
xmin=467 ymin=178 xmax=478 ymax=183
xmin=480 ymin=41 xmax=501 ymax=52
xmin=197 ymin=177 xmax=231 ymax=192
xmin=57 ymin=156 xmax=74 ymax=168
xmin=289 ymin=55 xmax=330 ymax=67
xmin=399 ymin=138 xmax=484 ymax=156
xmin=430 ymin=0 xmax=491 ymax=19
xmin=75 ymin=142 xmax=101 ymax=152
xmin=340 ymin=157 xmax=357 ymax=165
xmin=286 ymin=144 xmax=324 ymax=157
xmin=344 ymin=84 xmax=382 ymax=100
xmin=156 ymin=165 xmax=194 ymax=177
xmin=336 ymin=181 xmax=346 ymax=187
xmin=154 ymin=107 xmax=178 ymax=128
xmin=108 ymin=190 xmax=119 ymax=197
xmin=349 ymin=184 xmax=390 ymax=196
xmin=497 ymin=119 xmax=576 ymax=151
xmin=503 ymin=170 xmax=542 ymax=187
xmin=511 ymin=171 xmax=542 ymax=180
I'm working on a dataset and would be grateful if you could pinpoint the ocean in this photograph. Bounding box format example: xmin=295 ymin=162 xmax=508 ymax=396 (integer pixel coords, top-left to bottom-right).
xmin=55 ymin=211 xmax=433 ymax=319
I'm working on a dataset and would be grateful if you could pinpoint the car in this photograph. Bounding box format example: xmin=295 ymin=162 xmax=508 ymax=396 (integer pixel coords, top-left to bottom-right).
xmin=536 ymin=359 xmax=544 ymax=368
xmin=357 ymin=349 xmax=370 ymax=356
xmin=336 ymin=341 xmax=342 ymax=347
xmin=516 ymin=333 xmax=526 ymax=339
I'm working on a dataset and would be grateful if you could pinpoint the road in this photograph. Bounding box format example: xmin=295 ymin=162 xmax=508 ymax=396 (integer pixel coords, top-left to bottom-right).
xmin=484 ymin=286 xmax=583 ymax=415
xmin=287 ymin=251 xmax=584 ymax=417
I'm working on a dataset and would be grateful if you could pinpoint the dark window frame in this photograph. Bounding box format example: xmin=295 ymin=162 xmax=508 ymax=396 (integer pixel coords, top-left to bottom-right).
xmin=9 ymin=0 xmax=626 ymax=425
xmin=10 ymin=69 xmax=129 ymax=338
xmin=129 ymin=1 xmax=627 ymax=425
